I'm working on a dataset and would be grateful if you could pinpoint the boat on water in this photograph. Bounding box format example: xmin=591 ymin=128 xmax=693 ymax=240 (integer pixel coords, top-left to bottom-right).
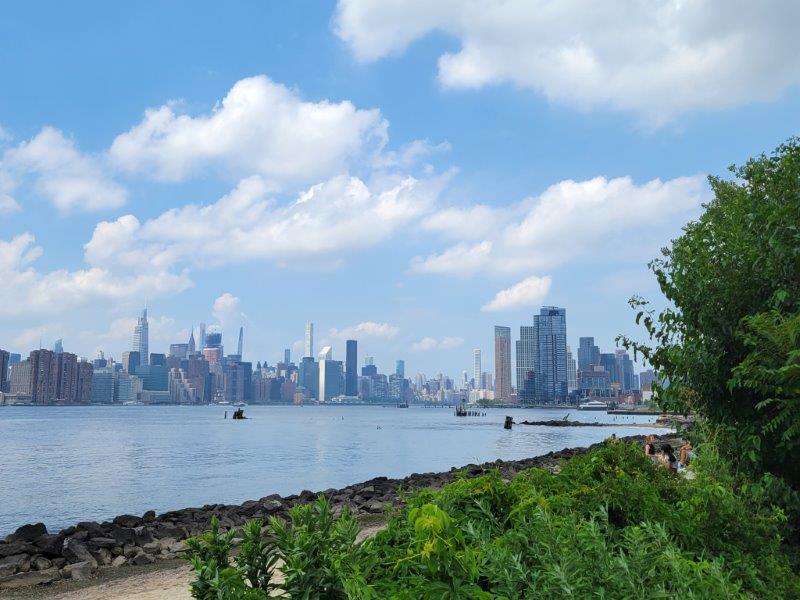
xmin=577 ymin=399 xmax=610 ymax=411
xmin=234 ymin=402 xmax=247 ymax=407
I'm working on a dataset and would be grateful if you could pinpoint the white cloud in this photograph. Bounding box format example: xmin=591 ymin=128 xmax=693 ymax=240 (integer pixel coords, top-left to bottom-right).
xmin=374 ymin=139 xmax=451 ymax=169
xmin=212 ymin=292 xmax=244 ymax=329
xmin=412 ymin=175 xmax=709 ymax=277
xmin=411 ymin=336 xmax=464 ymax=351
xmin=335 ymin=0 xmax=800 ymax=123
xmin=86 ymin=172 xmax=446 ymax=270
xmin=109 ymin=75 xmax=387 ymax=184
xmin=330 ymin=321 xmax=400 ymax=340
xmin=2 ymin=127 xmax=126 ymax=212
xmin=0 ymin=233 xmax=191 ymax=318
xmin=481 ymin=275 xmax=552 ymax=312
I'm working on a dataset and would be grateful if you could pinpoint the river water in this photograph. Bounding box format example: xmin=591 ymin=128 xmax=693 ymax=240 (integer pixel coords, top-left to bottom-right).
xmin=0 ymin=405 xmax=661 ymax=536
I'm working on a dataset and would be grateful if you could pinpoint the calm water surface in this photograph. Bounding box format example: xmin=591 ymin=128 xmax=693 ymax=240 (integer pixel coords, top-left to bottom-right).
xmin=0 ymin=405 xmax=661 ymax=535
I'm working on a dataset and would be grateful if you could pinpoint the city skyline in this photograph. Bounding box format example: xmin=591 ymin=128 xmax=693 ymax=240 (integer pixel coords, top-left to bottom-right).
xmin=2 ymin=3 xmax=799 ymax=378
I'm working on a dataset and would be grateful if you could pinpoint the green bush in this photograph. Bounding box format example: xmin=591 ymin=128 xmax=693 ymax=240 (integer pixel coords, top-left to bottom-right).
xmin=620 ymin=138 xmax=800 ymax=485
xmin=187 ymin=441 xmax=800 ymax=598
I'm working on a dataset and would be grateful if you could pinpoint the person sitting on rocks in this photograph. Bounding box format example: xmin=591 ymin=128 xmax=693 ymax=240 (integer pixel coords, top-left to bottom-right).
xmin=658 ymin=443 xmax=678 ymax=472
xmin=678 ymin=441 xmax=693 ymax=470
xmin=644 ymin=435 xmax=657 ymax=460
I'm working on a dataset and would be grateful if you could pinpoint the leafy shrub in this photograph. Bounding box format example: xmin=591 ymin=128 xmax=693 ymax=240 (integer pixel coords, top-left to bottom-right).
xmin=188 ymin=441 xmax=800 ymax=598
xmin=620 ymin=138 xmax=800 ymax=485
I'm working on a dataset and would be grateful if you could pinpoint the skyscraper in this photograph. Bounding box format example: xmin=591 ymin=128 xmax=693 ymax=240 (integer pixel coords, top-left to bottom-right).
xmin=318 ymin=346 xmax=343 ymax=402
xmin=29 ymin=349 xmax=58 ymax=405
xmin=53 ymin=339 xmax=63 ymax=354
xmin=199 ymin=323 xmax=207 ymax=350
xmin=395 ymin=360 xmax=405 ymax=379
xmin=304 ymin=322 xmax=314 ymax=358
xmin=345 ymin=340 xmax=358 ymax=396
xmin=577 ymin=337 xmax=600 ymax=372
xmin=133 ymin=308 xmax=150 ymax=366
xmin=566 ymin=345 xmax=577 ymax=393
xmin=319 ymin=346 xmax=333 ymax=361
xmin=284 ymin=348 xmax=291 ymax=365
xmin=472 ymin=349 xmax=481 ymax=388
xmin=56 ymin=352 xmax=79 ymax=403
xmin=188 ymin=329 xmax=196 ymax=355
xmin=237 ymin=327 xmax=244 ymax=357
xmin=494 ymin=326 xmax=512 ymax=402
xmin=515 ymin=326 xmax=536 ymax=403
xmin=0 ymin=349 xmax=9 ymax=393
xmin=533 ymin=307 xmax=568 ymax=403
xmin=122 ymin=351 xmax=141 ymax=374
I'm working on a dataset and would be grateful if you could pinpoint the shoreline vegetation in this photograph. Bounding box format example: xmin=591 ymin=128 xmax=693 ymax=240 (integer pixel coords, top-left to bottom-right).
xmin=0 ymin=434 xmax=675 ymax=594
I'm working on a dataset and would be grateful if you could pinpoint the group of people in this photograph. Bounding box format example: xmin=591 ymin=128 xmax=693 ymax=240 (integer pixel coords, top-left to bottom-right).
xmin=645 ymin=435 xmax=694 ymax=473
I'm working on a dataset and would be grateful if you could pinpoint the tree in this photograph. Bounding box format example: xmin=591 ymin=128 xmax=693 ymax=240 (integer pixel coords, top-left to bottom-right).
xmin=623 ymin=137 xmax=800 ymax=484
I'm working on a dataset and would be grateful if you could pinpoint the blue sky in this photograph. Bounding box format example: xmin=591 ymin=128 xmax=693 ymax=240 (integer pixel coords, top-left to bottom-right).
xmin=1 ymin=0 xmax=799 ymax=378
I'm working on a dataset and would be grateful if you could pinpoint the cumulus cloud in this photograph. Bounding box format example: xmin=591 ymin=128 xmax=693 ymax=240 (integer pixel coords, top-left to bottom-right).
xmin=412 ymin=175 xmax=709 ymax=277
xmin=330 ymin=321 xmax=400 ymax=340
xmin=2 ymin=127 xmax=126 ymax=212
xmin=0 ymin=233 xmax=191 ymax=317
xmin=335 ymin=0 xmax=800 ymax=123
xmin=86 ymin=172 xmax=446 ymax=271
xmin=481 ymin=275 xmax=552 ymax=312
xmin=411 ymin=336 xmax=464 ymax=351
xmin=109 ymin=75 xmax=387 ymax=184
xmin=212 ymin=292 xmax=244 ymax=329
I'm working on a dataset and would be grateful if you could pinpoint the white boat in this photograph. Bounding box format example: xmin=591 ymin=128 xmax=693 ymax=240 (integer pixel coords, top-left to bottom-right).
xmin=577 ymin=399 xmax=609 ymax=411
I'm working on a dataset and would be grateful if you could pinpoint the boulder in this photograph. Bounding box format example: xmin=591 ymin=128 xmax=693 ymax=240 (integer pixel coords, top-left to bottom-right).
xmin=33 ymin=556 xmax=52 ymax=571
xmin=5 ymin=523 xmax=47 ymax=543
xmin=109 ymin=525 xmax=136 ymax=545
xmin=63 ymin=560 xmax=94 ymax=581
xmin=142 ymin=510 xmax=156 ymax=522
xmin=0 ymin=554 xmax=30 ymax=578
xmin=0 ymin=541 xmax=35 ymax=558
xmin=157 ymin=538 xmax=176 ymax=553
xmin=76 ymin=521 xmax=105 ymax=538
xmin=134 ymin=526 xmax=154 ymax=545
xmin=262 ymin=499 xmax=283 ymax=514
xmin=141 ymin=541 xmax=161 ymax=554
xmin=130 ymin=551 xmax=154 ymax=566
xmin=0 ymin=568 xmax=60 ymax=589
xmin=111 ymin=555 xmax=127 ymax=568
xmin=62 ymin=538 xmax=97 ymax=568
xmin=154 ymin=524 xmax=185 ymax=540
xmin=34 ymin=533 xmax=65 ymax=557
xmin=170 ymin=540 xmax=188 ymax=554
xmin=113 ymin=514 xmax=142 ymax=528
xmin=123 ymin=544 xmax=138 ymax=558
xmin=88 ymin=537 xmax=118 ymax=549
xmin=94 ymin=547 xmax=112 ymax=566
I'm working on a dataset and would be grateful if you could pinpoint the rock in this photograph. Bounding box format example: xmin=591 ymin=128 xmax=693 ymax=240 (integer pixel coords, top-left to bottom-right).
xmin=6 ymin=523 xmax=47 ymax=543
xmin=76 ymin=521 xmax=105 ymax=538
xmin=34 ymin=533 xmax=64 ymax=557
xmin=170 ymin=540 xmax=188 ymax=554
xmin=130 ymin=551 xmax=154 ymax=566
xmin=142 ymin=541 xmax=161 ymax=554
xmin=62 ymin=538 xmax=97 ymax=567
xmin=63 ymin=560 xmax=94 ymax=580
xmin=111 ymin=555 xmax=127 ymax=567
xmin=33 ymin=556 xmax=52 ymax=571
xmin=0 ymin=553 xmax=30 ymax=575
xmin=109 ymin=525 xmax=136 ymax=545
xmin=366 ymin=501 xmax=385 ymax=513
xmin=0 ymin=541 xmax=36 ymax=558
xmin=157 ymin=538 xmax=176 ymax=553
xmin=113 ymin=514 xmax=142 ymax=528
xmin=123 ymin=544 xmax=137 ymax=558
xmin=142 ymin=510 xmax=156 ymax=522
xmin=134 ymin=526 xmax=154 ymax=545
xmin=51 ymin=557 xmax=66 ymax=569
xmin=0 ymin=568 xmax=60 ymax=589
xmin=88 ymin=536 xmax=118 ymax=549
xmin=161 ymin=552 xmax=176 ymax=560
xmin=94 ymin=547 xmax=112 ymax=566
xmin=154 ymin=524 xmax=185 ymax=540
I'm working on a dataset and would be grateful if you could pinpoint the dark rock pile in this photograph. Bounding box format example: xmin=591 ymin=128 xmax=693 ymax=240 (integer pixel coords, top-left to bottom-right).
xmin=0 ymin=434 xmax=662 ymax=590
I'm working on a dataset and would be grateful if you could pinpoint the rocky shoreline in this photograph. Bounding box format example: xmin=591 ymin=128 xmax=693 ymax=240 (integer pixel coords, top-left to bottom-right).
xmin=0 ymin=433 xmax=672 ymax=591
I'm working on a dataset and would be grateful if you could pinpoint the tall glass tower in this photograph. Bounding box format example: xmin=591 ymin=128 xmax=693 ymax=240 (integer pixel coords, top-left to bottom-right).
xmin=533 ymin=307 xmax=567 ymax=403
xmin=345 ymin=339 xmax=358 ymax=396
xmin=133 ymin=308 xmax=149 ymax=366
